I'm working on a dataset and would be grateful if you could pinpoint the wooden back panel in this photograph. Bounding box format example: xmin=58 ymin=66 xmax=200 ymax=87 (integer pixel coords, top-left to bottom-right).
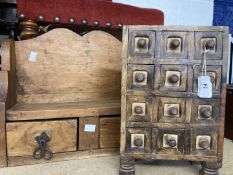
xmin=15 ymin=29 xmax=122 ymax=104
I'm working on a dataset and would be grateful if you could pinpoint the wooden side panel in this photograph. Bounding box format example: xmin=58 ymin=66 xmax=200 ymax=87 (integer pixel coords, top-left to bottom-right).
xmin=0 ymin=102 xmax=6 ymax=167
xmin=99 ymin=117 xmax=120 ymax=149
xmin=0 ymin=71 xmax=8 ymax=102
xmin=1 ymin=39 xmax=12 ymax=71
xmin=6 ymin=40 xmax=17 ymax=109
xmin=15 ymin=29 xmax=122 ymax=104
xmin=7 ymin=120 xmax=77 ymax=157
xmin=79 ymin=116 xmax=99 ymax=150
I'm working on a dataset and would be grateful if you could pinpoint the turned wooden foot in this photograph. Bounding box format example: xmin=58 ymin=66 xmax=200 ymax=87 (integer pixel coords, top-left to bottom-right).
xmin=200 ymin=161 xmax=222 ymax=175
xmin=119 ymin=156 xmax=135 ymax=175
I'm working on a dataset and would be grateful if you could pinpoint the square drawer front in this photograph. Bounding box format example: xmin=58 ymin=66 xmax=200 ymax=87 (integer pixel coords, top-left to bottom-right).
xmin=159 ymin=65 xmax=188 ymax=92
xmin=195 ymin=31 xmax=222 ymax=59
xmin=79 ymin=116 xmax=99 ymax=150
xmin=193 ymin=65 xmax=221 ymax=93
xmin=157 ymin=97 xmax=188 ymax=123
xmin=191 ymin=99 xmax=220 ymax=124
xmin=99 ymin=117 xmax=120 ymax=149
xmin=126 ymin=128 xmax=151 ymax=153
xmin=152 ymin=128 xmax=187 ymax=155
xmin=127 ymin=64 xmax=154 ymax=91
xmin=126 ymin=96 xmax=155 ymax=122
xmin=190 ymin=127 xmax=218 ymax=156
xmin=7 ymin=120 xmax=77 ymax=157
xmin=161 ymin=31 xmax=188 ymax=59
xmin=128 ymin=30 xmax=155 ymax=60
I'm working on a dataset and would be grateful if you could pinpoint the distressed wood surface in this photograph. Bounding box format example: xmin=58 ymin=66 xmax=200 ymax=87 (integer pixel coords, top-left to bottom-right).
xmin=99 ymin=117 xmax=120 ymax=149
xmin=6 ymin=101 xmax=120 ymax=121
xmin=15 ymin=28 xmax=122 ymax=104
xmin=79 ymin=117 xmax=99 ymax=150
xmin=7 ymin=148 xmax=119 ymax=167
xmin=120 ymin=25 xmax=228 ymax=170
xmin=7 ymin=120 xmax=77 ymax=157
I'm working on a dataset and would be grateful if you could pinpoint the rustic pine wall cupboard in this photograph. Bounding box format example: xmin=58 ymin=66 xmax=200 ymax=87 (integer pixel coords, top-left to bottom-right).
xmin=0 ymin=29 xmax=121 ymax=167
xmin=120 ymin=26 xmax=228 ymax=175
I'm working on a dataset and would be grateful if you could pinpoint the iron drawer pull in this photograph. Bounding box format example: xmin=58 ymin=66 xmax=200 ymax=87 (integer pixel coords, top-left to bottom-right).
xmin=33 ymin=132 xmax=53 ymax=160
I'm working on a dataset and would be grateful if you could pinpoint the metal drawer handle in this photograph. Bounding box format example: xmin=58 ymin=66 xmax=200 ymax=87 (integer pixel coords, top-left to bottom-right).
xmin=33 ymin=132 xmax=53 ymax=160
xmin=166 ymin=135 xmax=177 ymax=148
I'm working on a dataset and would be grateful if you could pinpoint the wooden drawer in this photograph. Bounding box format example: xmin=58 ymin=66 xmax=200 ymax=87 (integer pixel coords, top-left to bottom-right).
xmin=125 ymin=128 xmax=151 ymax=154
xmin=191 ymin=99 xmax=220 ymax=124
xmin=157 ymin=97 xmax=189 ymax=123
xmin=126 ymin=96 xmax=155 ymax=123
xmin=7 ymin=120 xmax=77 ymax=157
xmin=194 ymin=31 xmax=222 ymax=60
xmin=152 ymin=128 xmax=188 ymax=155
xmin=127 ymin=64 xmax=154 ymax=91
xmin=193 ymin=65 xmax=221 ymax=93
xmin=128 ymin=30 xmax=156 ymax=60
xmin=190 ymin=126 xmax=218 ymax=156
xmin=158 ymin=65 xmax=188 ymax=92
xmin=161 ymin=31 xmax=188 ymax=59
xmin=79 ymin=116 xmax=99 ymax=150
xmin=99 ymin=117 xmax=120 ymax=149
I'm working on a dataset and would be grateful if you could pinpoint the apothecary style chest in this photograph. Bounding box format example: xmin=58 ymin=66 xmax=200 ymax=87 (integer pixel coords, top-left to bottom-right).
xmin=120 ymin=26 xmax=228 ymax=175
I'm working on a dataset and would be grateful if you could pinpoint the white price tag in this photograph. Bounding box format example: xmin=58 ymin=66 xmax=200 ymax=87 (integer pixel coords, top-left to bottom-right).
xmin=198 ymin=76 xmax=212 ymax=98
xmin=84 ymin=124 xmax=96 ymax=132
xmin=29 ymin=51 xmax=37 ymax=62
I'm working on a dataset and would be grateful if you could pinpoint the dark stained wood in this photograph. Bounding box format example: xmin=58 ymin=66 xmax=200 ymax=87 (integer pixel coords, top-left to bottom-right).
xmin=79 ymin=116 xmax=99 ymax=150
xmin=225 ymin=89 xmax=233 ymax=140
xmin=99 ymin=117 xmax=120 ymax=149
xmin=120 ymin=25 xmax=228 ymax=175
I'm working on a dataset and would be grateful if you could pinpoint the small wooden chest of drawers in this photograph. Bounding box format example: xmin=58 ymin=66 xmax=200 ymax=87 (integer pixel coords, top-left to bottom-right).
xmin=120 ymin=26 xmax=229 ymax=175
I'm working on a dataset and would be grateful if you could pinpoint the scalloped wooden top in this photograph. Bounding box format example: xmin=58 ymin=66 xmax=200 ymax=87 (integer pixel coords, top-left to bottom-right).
xmin=15 ymin=29 xmax=122 ymax=104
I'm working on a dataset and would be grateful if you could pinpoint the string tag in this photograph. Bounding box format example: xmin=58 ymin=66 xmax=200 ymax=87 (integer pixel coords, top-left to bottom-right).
xmin=198 ymin=48 xmax=212 ymax=98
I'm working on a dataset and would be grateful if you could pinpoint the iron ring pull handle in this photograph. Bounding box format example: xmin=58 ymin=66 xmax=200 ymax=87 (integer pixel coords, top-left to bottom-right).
xmin=33 ymin=132 xmax=53 ymax=160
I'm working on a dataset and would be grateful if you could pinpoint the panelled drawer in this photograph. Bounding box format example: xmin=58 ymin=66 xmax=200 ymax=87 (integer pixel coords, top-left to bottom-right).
xmin=127 ymin=64 xmax=154 ymax=91
xmin=126 ymin=128 xmax=151 ymax=154
xmin=156 ymin=65 xmax=188 ymax=92
xmin=126 ymin=96 xmax=155 ymax=123
xmin=194 ymin=31 xmax=222 ymax=60
xmin=128 ymin=30 xmax=156 ymax=60
xmin=191 ymin=99 xmax=220 ymax=124
xmin=152 ymin=128 xmax=188 ymax=155
xmin=193 ymin=65 xmax=222 ymax=93
xmin=190 ymin=126 xmax=218 ymax=156
xmin=7 ymin=120 xmax=77 ymax=157
xmin=161 ymin=31 xmax=189 ymax=59
xmin=157 ymin=97 xmax=189 ymax=123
